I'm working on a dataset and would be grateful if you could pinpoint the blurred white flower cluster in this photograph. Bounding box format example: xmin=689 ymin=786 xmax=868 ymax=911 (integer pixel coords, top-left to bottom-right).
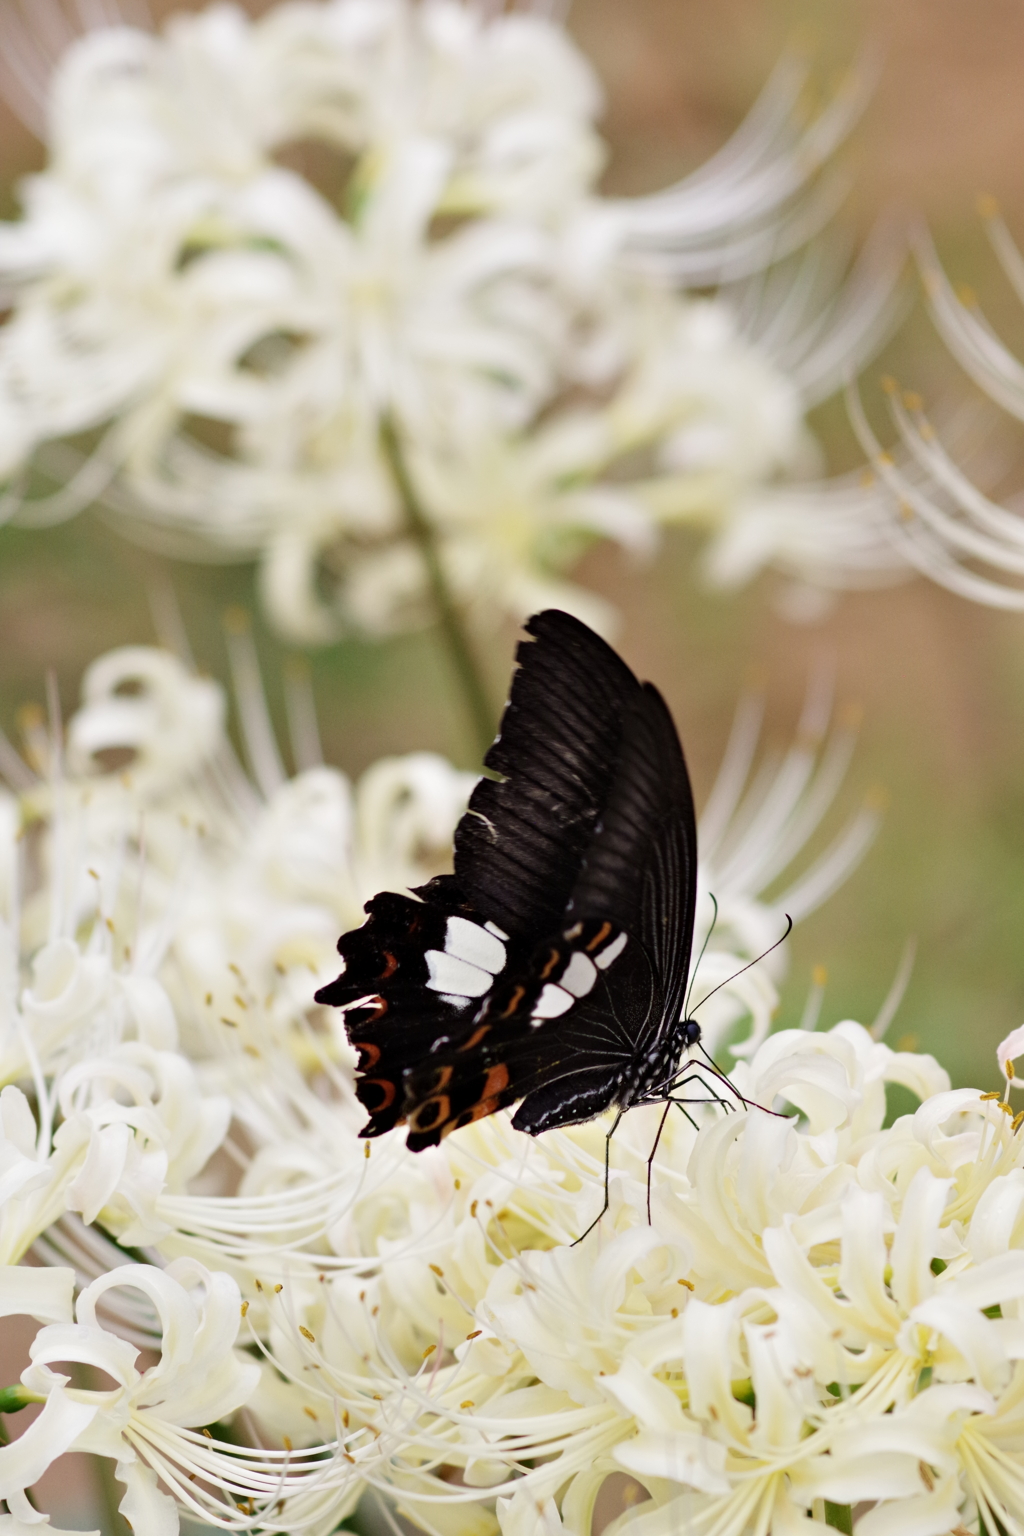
xmin=0 ymin=635 xmax=887 ymax=1532
xmin=0 ymin=0 xmax=901 ymax=642
xmin=840 ymin=205 xmax=1024 ymax=615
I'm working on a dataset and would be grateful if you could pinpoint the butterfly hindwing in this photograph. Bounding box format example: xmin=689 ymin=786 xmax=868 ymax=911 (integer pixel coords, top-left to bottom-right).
xmin=314 ymin=876 xmax=518 ymax=1137
xmin=401 ymin=921 xmax=659 ymax=1145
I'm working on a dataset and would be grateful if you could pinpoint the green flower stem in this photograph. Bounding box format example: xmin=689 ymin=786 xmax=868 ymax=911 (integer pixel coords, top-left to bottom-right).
xmin=824 ymin=1502 xmax=854 ymax=1533
xmin=379 ymin=413 xmax=495 ymax=761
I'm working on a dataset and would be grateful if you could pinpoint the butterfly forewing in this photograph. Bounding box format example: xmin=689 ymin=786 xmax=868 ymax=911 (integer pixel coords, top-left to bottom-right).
xmin=454 ymin=609 xmax=640 ymax=937
xmin=565 ymin=682 xmax=697 ymax=1047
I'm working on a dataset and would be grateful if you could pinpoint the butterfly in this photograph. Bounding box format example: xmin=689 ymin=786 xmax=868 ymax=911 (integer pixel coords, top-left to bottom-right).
xmin=316 ymin=609 xmax=775 ymax=1232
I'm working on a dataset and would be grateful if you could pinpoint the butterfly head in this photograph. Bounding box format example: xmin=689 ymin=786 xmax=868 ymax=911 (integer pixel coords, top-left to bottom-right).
xmin=679 ymin=1018 xmax=702 ymax=1050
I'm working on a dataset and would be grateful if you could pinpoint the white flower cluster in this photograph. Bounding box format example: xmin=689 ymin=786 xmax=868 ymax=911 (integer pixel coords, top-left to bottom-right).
xmin=0 ymin=636 xmax=881 ymax=1532
xmin=0 ymin=0 xmax=900 ymax=641
xmin=836 ymin=207 xmax=1024 ymax=615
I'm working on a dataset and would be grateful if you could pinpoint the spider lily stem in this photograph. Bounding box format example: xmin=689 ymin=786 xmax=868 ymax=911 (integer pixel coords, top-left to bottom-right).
xmin=824 ymin=1503 xmax=854 ymax=1533
xmin=379 ymin=413 xmax=495 ymax=761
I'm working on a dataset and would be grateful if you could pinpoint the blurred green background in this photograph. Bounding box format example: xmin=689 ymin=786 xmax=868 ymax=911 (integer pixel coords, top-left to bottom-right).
xmin=5 ymin=0 xmax=1024 ymax=1099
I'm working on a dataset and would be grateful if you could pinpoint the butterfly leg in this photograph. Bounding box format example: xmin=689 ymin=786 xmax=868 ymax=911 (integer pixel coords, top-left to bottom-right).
xmin=664 ymin=1067 xmax=733 ymax=1114
xmin=646 ymin=1100 xmax=672 ymax=1224
xmin=672 ymin=1100 xmax=701 ymax=1134
xmin=572 ymin=1108 xmax=624 ymax=1247
xmin=693 ymin=1041 xmax=788 ymax=1119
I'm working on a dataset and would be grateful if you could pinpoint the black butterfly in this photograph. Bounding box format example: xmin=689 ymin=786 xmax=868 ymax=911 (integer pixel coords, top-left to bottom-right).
xmin=316 ymin=610 xmax=777 ymax=1233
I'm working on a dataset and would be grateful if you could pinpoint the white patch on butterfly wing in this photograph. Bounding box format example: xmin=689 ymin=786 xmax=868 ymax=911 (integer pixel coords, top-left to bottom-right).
xmin=484 ymin=920 xmax=509 ymax=941
xmin=561 ymin=951 xmax=597 ymax=997
xmin=439 ymin=993 xmax=472 ymax=1010
xmin=444 ymin=916 xmax=506 ymax=974
xmin=595 ymin=932 xmax=628 ymax=970
xmin=531 ymin=984 xmax=574 ymax=1022
xmin=425 ymin=950 xmax=494 ymax=997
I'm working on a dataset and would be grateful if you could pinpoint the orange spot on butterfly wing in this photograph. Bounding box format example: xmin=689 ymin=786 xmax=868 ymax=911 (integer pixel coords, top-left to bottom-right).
xmin=443 ymin=1064 xmax=513 ymax=1137
xmin=586 ymin=922 xmax=612 ymax=952
xmin=457 ymin=1023 xmax=492 ymax=1052
xmin=483 ymin=1063 xmax=510 ymax=1098
xmin=351 ymin=1040 xmax=381 ymax=1070
xmin=379 ymin=951 xmax=399 ymax=979
xmin=539 ymin=947 xmax=562 ymax=980
xmin=422 ymin=1064 xmax=453 ymax=1094
xmin=499 ymin=985 xmax=527 ymax=1019
xmin=411 ymin=1094 xmax=451 ymax=1132
xmin=361 ymin=1077 xmax=398 ymax=1112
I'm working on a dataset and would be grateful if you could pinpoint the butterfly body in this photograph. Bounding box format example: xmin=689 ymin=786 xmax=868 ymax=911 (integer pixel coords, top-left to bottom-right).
xmin=316 ymin=609 xmax=703 ymax=1151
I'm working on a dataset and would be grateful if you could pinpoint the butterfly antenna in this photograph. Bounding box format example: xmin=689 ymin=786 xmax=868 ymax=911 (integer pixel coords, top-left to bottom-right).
xmin=686 ymin=914 xmax=794 ymax=1021
xmin=684 ymin=893 xmax=718 ymax=1020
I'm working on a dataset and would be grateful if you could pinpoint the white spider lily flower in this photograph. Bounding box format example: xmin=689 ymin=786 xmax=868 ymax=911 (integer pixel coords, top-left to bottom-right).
xmin=0 ymin=641 xmax=892 ymax=1531
xmin=817 ymin=213 xmax=1024 ymax=616
xmin=66 ymin=646 xmax=225 ymax=793
xmin=55 ymin=1044 xmax=231 ymax=1244
xmin=702 ymin=471 xmax=913 ymax=606
xmin=846 ymin=368 xmax=1024 ymax=613
xmin=690 ymin=669 xmax=879 ymax=1058
xmin=0 ymin=1 xmax=900 ymax=641
xmin=997 ymin=1021 xmax=1024 ymax=1086
xmin=18 ymin=1260 xmax=260 ymax=1536
xmin=163 ymin=1021 xmax=1024 ymax=1536
xmin=4 ymin=638 xmax=477 ymax=1046
xmin=0 ymin=636 xmax=874 ymax=1154
xmin=0 ymin=1 xmax=596 ymax=525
